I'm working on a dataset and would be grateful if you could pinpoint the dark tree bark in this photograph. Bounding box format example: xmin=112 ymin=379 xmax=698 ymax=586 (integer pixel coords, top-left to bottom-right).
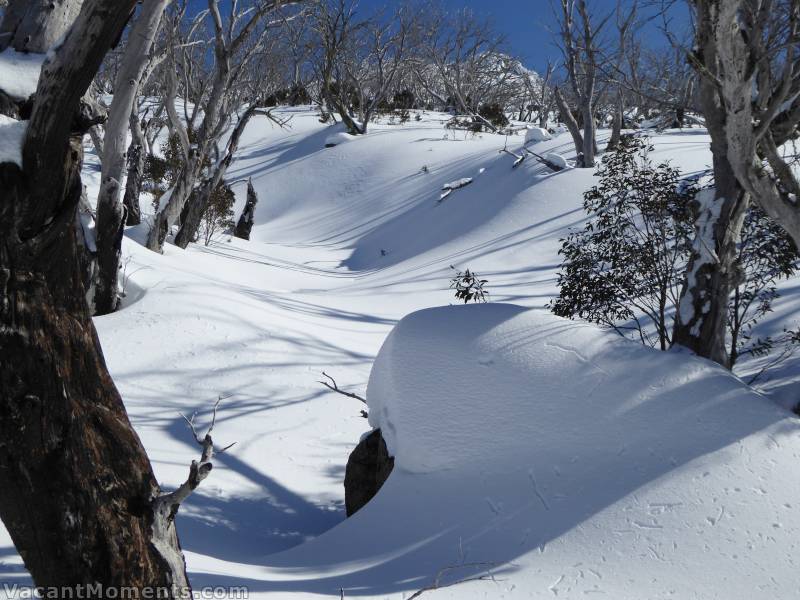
xmin=554 ymin=87 xmax=585 ymax=167
xmin=122 ymin=111 xmax=145 ymax=226
xmin=234 ymin=178 xmax=259 ymax=241
xmin=0 ymin=0 xmax=193 ymax=592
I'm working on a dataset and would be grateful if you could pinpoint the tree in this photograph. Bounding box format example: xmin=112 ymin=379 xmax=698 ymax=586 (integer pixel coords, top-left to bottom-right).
xmin=94 ymin=0 xmax=171 ymax=315
xmin=550 ymin=135 xmax=695 ymax=349
xmin=313 ymin=0 xmax=411 ymax=135
xmin=146 ymin=0 xmax=301 ymax=253
xmin=415 ymin=5 xmax=516 ymax=131
xmin=687 ymin=0 xmax=800 ymax=249
xmin=552 ymin=0 xmax=610 ymax=168
xmin=0 ymin=0 xmax=219 ymax=592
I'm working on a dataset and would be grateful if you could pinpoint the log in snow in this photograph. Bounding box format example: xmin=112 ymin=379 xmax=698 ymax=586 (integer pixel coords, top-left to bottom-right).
xmin=439 ymin=177 xmax=473 ymax=201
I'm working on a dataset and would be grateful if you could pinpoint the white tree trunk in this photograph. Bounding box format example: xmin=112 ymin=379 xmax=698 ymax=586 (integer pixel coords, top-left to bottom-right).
xmin=94 ymin=0 xmax=170 ymax=315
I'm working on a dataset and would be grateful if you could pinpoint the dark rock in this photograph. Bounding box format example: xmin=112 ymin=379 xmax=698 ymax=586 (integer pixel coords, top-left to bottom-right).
xmin=344 ymin=428 xmax=394 ymax=517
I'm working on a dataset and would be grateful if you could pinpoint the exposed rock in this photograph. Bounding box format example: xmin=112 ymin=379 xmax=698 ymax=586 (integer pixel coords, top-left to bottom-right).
xmin=344 ymin=428 xmax=394 ymax=517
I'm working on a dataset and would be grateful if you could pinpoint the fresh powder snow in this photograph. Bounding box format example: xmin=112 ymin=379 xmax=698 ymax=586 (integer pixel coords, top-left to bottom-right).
xmin=0 ymin=108 xmax=797 ymax=599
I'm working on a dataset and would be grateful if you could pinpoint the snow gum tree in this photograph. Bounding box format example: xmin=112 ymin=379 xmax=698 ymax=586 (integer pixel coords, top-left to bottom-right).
xmin=0 ymin=0 xmax=226 ymax=592
xmin=673 ymin=0 xmax=800 ymax=367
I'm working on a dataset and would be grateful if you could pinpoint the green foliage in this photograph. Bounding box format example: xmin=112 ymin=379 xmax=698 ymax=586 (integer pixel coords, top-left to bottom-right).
xmin=550 ymin=133 xmax=799 ymax=369
xmin=730 ymin=207 xmax=798 ymax=365
xmin=201 ymin=184 xmax=236 ymax=246
xmin=549 ymin=134 xmax=696 ymax=349
xmin=144 ymin=133 xmax=186 ymax=206
xmin=450 ymin=267 xmax=490 ymax=304
xmin=478 ymin=103 xmax=509 ymax=128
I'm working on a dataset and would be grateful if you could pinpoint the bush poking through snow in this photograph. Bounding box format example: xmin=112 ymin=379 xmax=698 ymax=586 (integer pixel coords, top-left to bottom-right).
xmin=450 ymin=267 xmax=489 ymax=304
xmin=200 ymin=184 xmax=236 ymax=246
xmin=550 ymin=134 xmax=798 ymax=370
xmin=549 ymin=134 xmax=696 ymax=350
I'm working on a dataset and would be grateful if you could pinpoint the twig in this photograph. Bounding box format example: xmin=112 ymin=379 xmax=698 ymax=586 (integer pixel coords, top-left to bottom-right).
xmin=406 ymin=561 xmax=505 ymax=600
xmin=319 ymin=372 xmax=367 ymax=404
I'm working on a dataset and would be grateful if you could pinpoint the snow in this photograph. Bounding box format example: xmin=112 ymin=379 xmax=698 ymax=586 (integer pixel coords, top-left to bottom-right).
xmin=324 ymin=131 xmax=357 ymax=147
xmin=543 ymin=152 xmax=569 ymax=169
xmin=524 ymin=126 xmax=552 ymax=144
xmin=0 ymin=115 xmax=26 ymax=165
xmin=0 ymin=49 xmax=46 ymax=100
xmin=1 ymin=110 xmax=799 ymax=599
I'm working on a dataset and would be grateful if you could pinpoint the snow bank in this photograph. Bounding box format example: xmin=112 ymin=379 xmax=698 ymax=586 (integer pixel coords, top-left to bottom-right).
xmin=543 ymin=152 xmax=568 ymax=169
xmin=325 ymin=131 xmax=357 ymax=147
xmin=524 ymin=126 xmax=552 ymax=144
xmin=0 ymin=49 xmax=45 ymax=100
xmin=367 ymin=304 xmax=791 ymax=475
xmin=0 ymin=115 xmax=26 ymax=165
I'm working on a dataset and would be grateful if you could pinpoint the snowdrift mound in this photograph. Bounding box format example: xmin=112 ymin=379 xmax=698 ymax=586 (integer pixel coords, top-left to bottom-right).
xmin=368 ymin=304 xmax=799 ymax=476
xmin=244 ymin=304 xmax=799 ymax=598
xmin=524 ymin=126 xmax=552 ymax=143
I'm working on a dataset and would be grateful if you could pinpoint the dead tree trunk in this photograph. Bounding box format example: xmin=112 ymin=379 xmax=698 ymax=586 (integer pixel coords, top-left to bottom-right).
xmin=94 ymin=0 xmax=169 ymax=315
xmin=122 ymin=109 xmax=145 ymax=226
xmin=234 ymin=178 xmax=259 ymax=240
xmin=554 ymin=87 xmax=585 ymax=167
xmin=0 ymin=0 xmax=196 ymax=592
xmin=174 ymin=103 xmax=262 ymax=248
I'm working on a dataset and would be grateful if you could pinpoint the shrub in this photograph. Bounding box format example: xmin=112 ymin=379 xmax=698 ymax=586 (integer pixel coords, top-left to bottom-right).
xmin=550 ymin=133 xmax=799 ymax=369
xmin=549 ymin=134 xmax=696 ymax=349
xmin=200 ymin=184 xmax=236 ymax=246
xmin=450 ymin=267 xmax=490 ymax=304
xmin=478 ymin=103 xmax=509 ymax=128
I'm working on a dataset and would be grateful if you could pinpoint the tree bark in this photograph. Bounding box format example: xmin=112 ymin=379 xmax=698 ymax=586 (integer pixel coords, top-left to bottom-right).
xmin=122 ymin=110 xmax=145 ymax=226
xmin=0 ymin=0 xmax=82 ymax=52
xmin=234 ymin=178 xmax=259 ymax=240
xmin=174 ymin=103 xmax=260 ymax=249
xmin=672 ymin=1 xmax=749 ymax=367
xmin=0 ymin=0 xmax=192 ymax=592
xmin=94 ymin=0 xmax=169 ymax=315
xmin=554 ymin=87 xmax=585 ymax=167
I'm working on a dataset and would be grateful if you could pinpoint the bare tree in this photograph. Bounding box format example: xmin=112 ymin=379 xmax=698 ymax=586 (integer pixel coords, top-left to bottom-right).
xmin=414 ymin=5 xmax=515 ymax=130
xmin=312 ymin=0 xmax=412 ymax=135
xmin=94 ymin=0 xmax=171 ymax=315
xmin=552 ymin=0 xmax=611 ymax=167
xmin=146 ymin=0 xmax=302 ymax=253
xmin=0 ymin=0 xmax=221 ymax=592
xmin=672 ymin=0 xmax=800 ymax=366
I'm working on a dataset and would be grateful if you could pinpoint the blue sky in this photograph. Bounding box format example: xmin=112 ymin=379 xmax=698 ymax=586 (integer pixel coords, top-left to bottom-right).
xmin=188 ymin=0 xmax=689 ymax=73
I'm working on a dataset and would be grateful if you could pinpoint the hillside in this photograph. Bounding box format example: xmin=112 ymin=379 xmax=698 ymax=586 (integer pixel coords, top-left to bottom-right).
xmin=1 ymin=110 xmax=798 ymax=599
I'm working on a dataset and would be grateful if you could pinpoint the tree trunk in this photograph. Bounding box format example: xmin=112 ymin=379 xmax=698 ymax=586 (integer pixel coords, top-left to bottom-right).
xmin=122 ymin=110 xmax=145 ymax=226
xmin=0 ymin=0 xmax=192 ymax=592
xmin=672 ymin=47 xmax=749 ymax=368
xmin=234 ymin=178 xmax=259 ymax=240
xmin=146 ymin=157 xmax=199 ymax=252
xmin=605 ymin=96 xmax=623 ymax=152
xmin=0 ymin=0 xmax=83 ymax=52
xmin=174 ymin=104 xmax=260 ymax=249
xmin=554 ymin=88 xmax=585 ymax=167
xmin=174 ymin=181 xmax=210 ymax=249
xmin=581 ymin=103 xmax=596 ymax=167
xmin=94 ymin=0 xmax=169 ymax=315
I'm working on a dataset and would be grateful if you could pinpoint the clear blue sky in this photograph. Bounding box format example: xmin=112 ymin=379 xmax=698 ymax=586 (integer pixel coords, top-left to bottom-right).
xmin=188 ymin=0 xmax=689 ymax=73
xmin=351 ymin=0 xmax=689 ymax=71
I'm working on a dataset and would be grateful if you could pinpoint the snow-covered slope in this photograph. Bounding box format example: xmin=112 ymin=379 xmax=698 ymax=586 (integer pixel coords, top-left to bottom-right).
xmin=0 ymin=110 xmax=798 ymax=599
